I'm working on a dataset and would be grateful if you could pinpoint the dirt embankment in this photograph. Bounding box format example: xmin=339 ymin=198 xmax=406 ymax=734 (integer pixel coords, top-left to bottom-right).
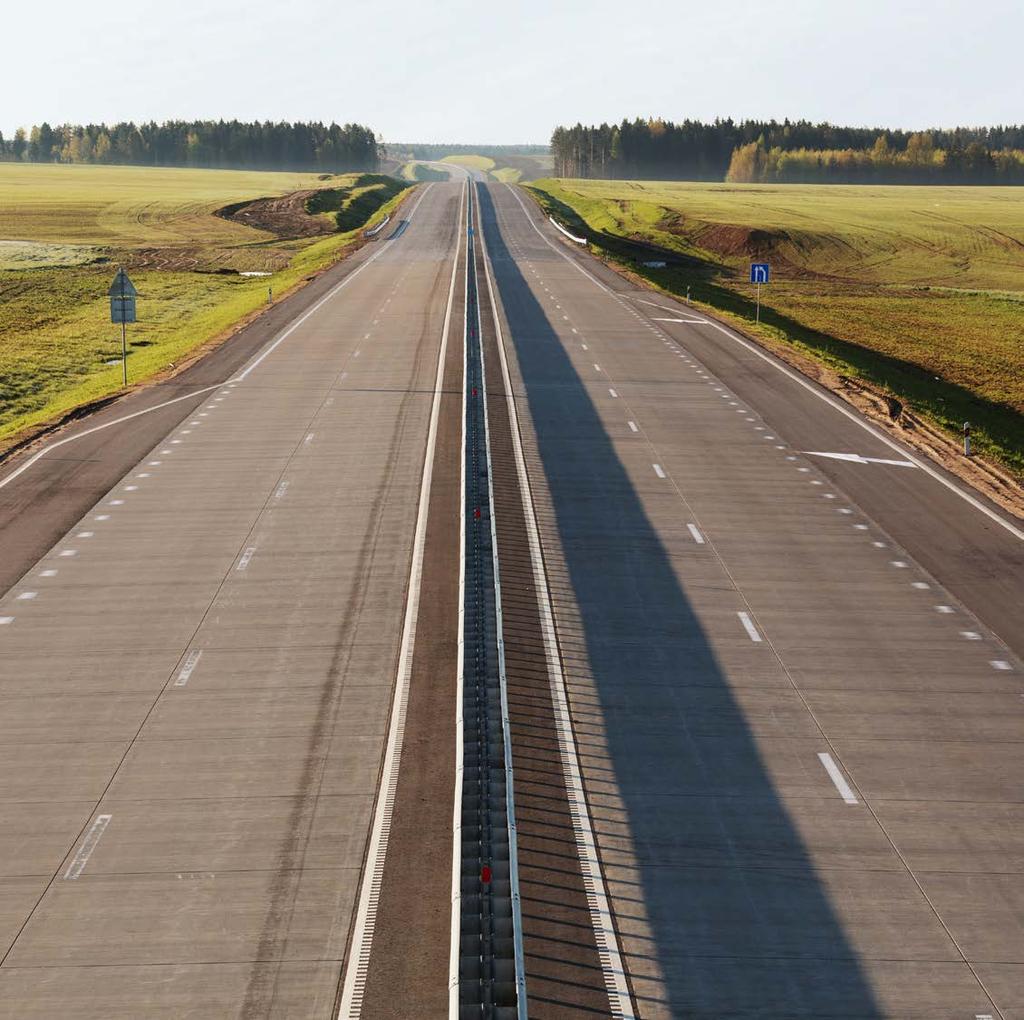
xmin=217 ymin=189 xmax=335 ymax=238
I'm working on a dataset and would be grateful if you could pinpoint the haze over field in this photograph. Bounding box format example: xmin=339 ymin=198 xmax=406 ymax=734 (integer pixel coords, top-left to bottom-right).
xmin=3 ymin=0 xmax=1023 ymax=142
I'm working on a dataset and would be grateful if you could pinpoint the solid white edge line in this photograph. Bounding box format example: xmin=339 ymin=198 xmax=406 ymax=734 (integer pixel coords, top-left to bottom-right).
xmin=448 ymin=177 xmax=470 ymax=1018
xmin=504 ymin=183 xmax=1024 ymax=544
xmin=481 ymin=184 xmax=636 ymax=1019
xmin=337 ymin=179 xmax=464 ymax=1020
xmin=234 ymin=184 xmax=434 ymax=383
xmin=817 ymin=752 xmax=859 ymax=805
xmin=0 ymin=383 xmax=221 ymax=491
xmin=0 ymin=186 xmax=437 ymax=493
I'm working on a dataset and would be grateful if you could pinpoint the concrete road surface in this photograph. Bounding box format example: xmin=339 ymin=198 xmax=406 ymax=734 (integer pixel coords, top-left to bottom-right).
xmin=2 ymin=169 xmax=1023 ymax=1020
xmin=477 ymin=181 xmax=1024 ymax=1019
xmin=0 ymin=181 xmax=464 ymax=1017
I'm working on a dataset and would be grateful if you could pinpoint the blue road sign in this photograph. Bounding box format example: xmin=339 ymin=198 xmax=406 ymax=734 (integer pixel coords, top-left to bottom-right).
xmin=750 ymin=263 xmax=770 ymax=284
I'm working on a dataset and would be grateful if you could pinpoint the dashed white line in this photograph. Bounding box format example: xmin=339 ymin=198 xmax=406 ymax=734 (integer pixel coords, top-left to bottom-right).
xmin=818 ymin=753 xmax=858 ymax=804
xmin=64 ymin=814 xmax=112 ymax=879
xmin=237 ymin=547 xmax=257 ymax=571
xmin=737 ymin=611 xmax=762 ymax=642
xmin=652 ymin=463 xmax=666 ymax=478
xmin=59 ymin=550 xmax=77 ymax=557
xmin=960 ymin=631 xmax=982 ymax=641
xmin=687 ymin=524 xmax=705 ymax=544
xmin=627 ymin=421 xmax=638 ymax=432
xmin=174 ymin=649 xmax=203 ymax=687
xmin=0 ymin=617 xmax=13 ymax=626
xmin=16 ymin=592 xmax=37 ymax=601
xmin=990 ymin=660 xmax=1012 ymax=671
xmin=608 ymin=388 xmax=618 ymax=398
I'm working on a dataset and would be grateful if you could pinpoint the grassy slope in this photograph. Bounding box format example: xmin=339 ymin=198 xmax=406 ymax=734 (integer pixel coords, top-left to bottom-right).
xmin=529 ymin=178 xmax=1024 ymax=474
xmin=441 ymin=154 xmax=495 ymax=173
xmin=0 ymin=164 xmax=408 ymax=446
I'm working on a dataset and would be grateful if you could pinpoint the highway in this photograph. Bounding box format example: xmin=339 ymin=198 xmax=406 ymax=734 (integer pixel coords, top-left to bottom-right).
xmin=0 ymin=173 xmax=1021 ymax=1019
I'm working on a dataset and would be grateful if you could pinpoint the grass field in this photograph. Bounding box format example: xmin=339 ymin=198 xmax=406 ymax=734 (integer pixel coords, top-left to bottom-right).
xmin=0 ymin=164 xmax=407 ymax=448
xmin=529 ymin=178 xmax=1024 ymax=474
xmin=440 ymin=154 xmax=496 ymax=173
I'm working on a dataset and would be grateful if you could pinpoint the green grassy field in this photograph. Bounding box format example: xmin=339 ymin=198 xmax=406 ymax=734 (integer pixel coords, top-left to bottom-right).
xmin=529 ymin=178 xmax=1024 ymax=474
xmin=0 ymin=164 xmax=408 ymax=448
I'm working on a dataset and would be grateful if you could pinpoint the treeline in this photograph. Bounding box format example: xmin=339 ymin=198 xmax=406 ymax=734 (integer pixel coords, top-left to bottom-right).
xmin=727 ymin=137 xmax=1024 ymax=185
xmin=392 ymin=143 xmax=549 ymax=160
xmin=0 ymin=120 xmax=381 ymax=172
xmin=551 ymin=118 xmax=1024 ymax=183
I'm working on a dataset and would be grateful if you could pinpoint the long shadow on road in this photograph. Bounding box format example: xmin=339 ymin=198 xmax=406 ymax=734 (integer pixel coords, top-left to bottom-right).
xmin=478 ymin=183 xmax=883 ymax=1018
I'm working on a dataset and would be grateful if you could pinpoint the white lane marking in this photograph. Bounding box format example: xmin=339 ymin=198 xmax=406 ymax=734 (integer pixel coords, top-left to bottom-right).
xmin=95 ymin=514 xmax=110 ymax=521
xmin=653 ymin=463 xmax=666 ymax=478
xmin=581 ymin=343 xmax=589 ymax=350
xmin=687 ymin=524 xmax=705 ymax=544
xmin=304 ymin=432 xmax=315 ymax=445
xmin=873 ymin=541 xmax=887 ymax=548
xmin=803 ymin=450 xmax=917 ymax=468
xmin=0 ymin=384 xmax=221 ymax=491
xmin=353 ymin=350 xmax=361 ymax=358
xmin=174 ymin=649 xmax=202 ymax=687
xmin=482 ymin=192 xmax=636 ymax=1019
xmin=0 ymin=617 xmax=13 ymax=625
xmin=148 ymin=460 xmax=162 ymax=466
xmin=39 ymin=570 xmax=57 ymax=577
xmin=136 ymin=473 xmax=150 ymax=478
xmin=935 ymin=605 xmax=955 ymax=614
xmin=960 ymin=631 xmax=982 ymax=640
xmin=912 ymin=581 xmax=931 ymax=589
xmin=608 ymin=388 xmax=618 ymax=398
xmin=890 ymin=560 xmax=908 ymax=568
xmin=627 ymin=421 xmax=639 ymax=432
xmin=737 ymin=611 xmax=763 ymax=642
xmin=818 ymin=753 xmax=858 ymax=804
xmin=76 ymin=531 xmax=94 ymax=538
xmin=853 ymin=523 xmax=869 ymax=530
xmin=64 ymin=814 xmax=112 ymax=879
xmin=274 ymin=481 xmax=290 ymax=500
xmin=511 ymin=183 xmax=1024 ymax=543
xmin=234 ymin=184 xmax=434 ymax=383
xmin=109 ymin=499 xmax=125 ymax=506
xmin=237 ymin=547 xmax=256 ymax=571
xmin=652 ymin=316 xmax=706 ymax=324
xmin=339 ymin=179 xmax=463 ymax=1020
xmin=593 ymin=363 xmax=602 ymax=372
xmin=16 ymin=592 xmax=37 ymax=600
xmin=59 ymin=550 xmax=77 ymax=557
xmin=991 ymin=660 xmax=1012 ymax=670
xmin=124 ymin=485 xmax=139 ymax=491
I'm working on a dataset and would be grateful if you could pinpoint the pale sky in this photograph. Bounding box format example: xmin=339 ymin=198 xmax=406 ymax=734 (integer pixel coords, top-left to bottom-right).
xmin=2 ymin=0 xmax=1021 ymax=143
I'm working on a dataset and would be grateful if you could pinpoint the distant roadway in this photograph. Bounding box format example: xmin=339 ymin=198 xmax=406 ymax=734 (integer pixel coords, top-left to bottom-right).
xmin=0 ymin=175 xmax=1021 ymax=1018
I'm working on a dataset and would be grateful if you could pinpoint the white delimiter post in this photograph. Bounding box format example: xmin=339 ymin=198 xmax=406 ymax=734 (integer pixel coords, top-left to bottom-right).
xmin=755 ymin=280 xmax=761 ymax=324
xmin=120 ymin=273 xmax=128 ymax=387
xmin=964 ymin=421 xmax=971 ymax=457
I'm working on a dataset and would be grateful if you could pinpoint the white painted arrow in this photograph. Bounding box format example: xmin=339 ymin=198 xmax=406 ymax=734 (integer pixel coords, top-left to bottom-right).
xmin=803 ymin=451 xmax=917 ymax=468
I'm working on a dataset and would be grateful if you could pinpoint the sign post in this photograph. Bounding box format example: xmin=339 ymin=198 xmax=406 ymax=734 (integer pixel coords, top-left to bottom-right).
xmin=750 ymin=263 xmax=770 ymax=324
xmin=108 ymin=267 xmax=138 ymax=386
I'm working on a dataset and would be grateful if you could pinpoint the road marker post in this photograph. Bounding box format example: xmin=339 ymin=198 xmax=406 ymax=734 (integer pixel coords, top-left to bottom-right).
xmin=750 ymin=262 xmax=769 ymax=324
xmin=964 ymin=421 xmax=971 ymax=457
xmin=108 ymin=267 xmax=138 ymax=387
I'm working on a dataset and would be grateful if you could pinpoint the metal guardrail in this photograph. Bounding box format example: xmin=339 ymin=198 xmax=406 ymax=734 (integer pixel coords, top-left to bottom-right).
xmin=455 ymin=185 xmax=527 ymax=1019
xmin=363 ymin=214 xmax=391 ymax=239
xmin=548 ymin=215 xmax=587 ymax=245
